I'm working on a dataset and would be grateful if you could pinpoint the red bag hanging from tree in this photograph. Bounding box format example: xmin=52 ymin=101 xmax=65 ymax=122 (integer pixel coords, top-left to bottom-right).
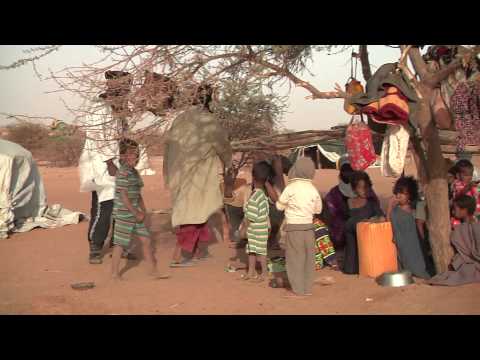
xmin=345 ymin=114 xmax=377 ymax=171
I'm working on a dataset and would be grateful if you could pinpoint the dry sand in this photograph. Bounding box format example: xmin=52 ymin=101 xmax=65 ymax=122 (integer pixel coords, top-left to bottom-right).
xmin=1 ymin=156 xmax=479 ymax=315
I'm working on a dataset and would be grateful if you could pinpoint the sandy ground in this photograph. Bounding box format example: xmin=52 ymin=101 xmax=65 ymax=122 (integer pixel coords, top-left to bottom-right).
xmin=1 ymin=156 xmax=479 ymax=315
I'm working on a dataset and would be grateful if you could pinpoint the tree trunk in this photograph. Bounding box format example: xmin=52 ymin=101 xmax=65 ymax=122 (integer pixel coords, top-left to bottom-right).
xmin=359 ymin=45 xmax=372 ymax=82
xmin=415 ymin=100 xmax=454 ymax=274
xmin=403 ymin=46 xmax=459 ymax=275
xmin=424 ymin=127 xmax=455 ymax=274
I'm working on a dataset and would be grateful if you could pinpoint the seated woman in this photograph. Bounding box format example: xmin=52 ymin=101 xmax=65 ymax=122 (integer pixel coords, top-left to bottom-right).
xmin=325 ymin=156 xmax=379 ymax=250
xmin=343 ymin=171 xmax=384 ymax=275
xmin=429 ymin=195 xmax=480 ymax=286
xmin=387 ymin=176 xmax=431 ymax=279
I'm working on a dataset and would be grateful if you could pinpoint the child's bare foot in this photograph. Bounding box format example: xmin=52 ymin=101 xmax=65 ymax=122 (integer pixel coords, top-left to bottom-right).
xmin=314 ymin=276 xmax=336 ymax=286
xmin=414 ymin=277 xmax=429 ymax=285
xmin=249 ymin=275 xmax=265 ymax=283
xmin=239 ymin=274 xmax=250 ymax=280
xmin=239 ymin=273 xmax=253 ymax=281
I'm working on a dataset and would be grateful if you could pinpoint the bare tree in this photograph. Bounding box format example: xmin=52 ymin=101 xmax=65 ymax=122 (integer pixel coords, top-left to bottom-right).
xmin=0 ymin=44 xmax=349 ymax=159
xmin=214 ymin=75 xmax=287 ymax=178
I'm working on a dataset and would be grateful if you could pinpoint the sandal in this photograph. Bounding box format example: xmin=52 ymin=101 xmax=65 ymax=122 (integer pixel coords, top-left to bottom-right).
xmin=195 ymin=253 xmax=213 ymax=261
xmin=225 ymin=265 xmax=237 ymax=273
xmin=239 ymin=274 xmax=251 ymax=281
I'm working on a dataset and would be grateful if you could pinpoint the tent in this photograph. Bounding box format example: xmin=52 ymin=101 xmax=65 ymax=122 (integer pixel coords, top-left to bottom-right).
xmin=0 ymin=139 xmax=83 ymax=239
xmin=289 ymin=138 xmax=345 ymax=169
xmin=288 ymin=137 xmax=382 ymax=170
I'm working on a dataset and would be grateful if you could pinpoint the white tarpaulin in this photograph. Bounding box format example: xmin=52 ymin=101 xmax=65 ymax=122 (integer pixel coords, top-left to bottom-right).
xmin=0 ymin=139 xmax=84 ymax=239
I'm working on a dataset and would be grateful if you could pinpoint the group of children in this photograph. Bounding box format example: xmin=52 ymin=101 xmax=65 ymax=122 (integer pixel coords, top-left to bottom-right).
xmin=110 ymin=139 xmax=479 ymax=291
xmin=239 ymin=157 xmax=323 ymax=297
xmin=237 ymin=155 xmax=480 ymax=294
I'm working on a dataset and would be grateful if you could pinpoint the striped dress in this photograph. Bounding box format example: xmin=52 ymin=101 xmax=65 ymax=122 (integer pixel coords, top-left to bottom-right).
xmin=112 ymin=163 xmax=150 ymax=247
xmin=245 ymin=188 xmax=269 ymax=256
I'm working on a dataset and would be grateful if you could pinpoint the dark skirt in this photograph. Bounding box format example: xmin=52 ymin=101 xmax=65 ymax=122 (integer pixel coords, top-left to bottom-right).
xmin=391 ymin=206 xmax=431 ymax=279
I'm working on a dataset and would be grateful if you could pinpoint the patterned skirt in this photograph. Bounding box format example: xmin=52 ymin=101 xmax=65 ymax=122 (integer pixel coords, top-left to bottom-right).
xmin=313 ymin=219 xmax=336 ymax=270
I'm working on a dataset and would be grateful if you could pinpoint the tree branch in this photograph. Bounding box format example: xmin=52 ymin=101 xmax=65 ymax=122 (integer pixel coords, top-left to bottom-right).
xmin=252 ymin=56 xmax=342 ymax=99
xmin=405 ymin=46 xmax=428 ymax=80
xmin=359 ymin=45 xmax=372 ymax=81
xmin=424 ymin=60 xmax=462 ymax=88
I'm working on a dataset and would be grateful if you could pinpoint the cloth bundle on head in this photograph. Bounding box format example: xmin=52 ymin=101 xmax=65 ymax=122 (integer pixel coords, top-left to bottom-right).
xmin=288 ymin=157 xmax=316 ymax=180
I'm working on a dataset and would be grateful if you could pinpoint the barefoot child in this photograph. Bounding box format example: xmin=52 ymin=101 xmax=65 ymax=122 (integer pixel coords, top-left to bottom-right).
xmin=242 ymin=162 xmax=271 ymax=282
xmin=276 ymin=157 xmax=322 ymax=297
xmin=111 ymin=139 xmax=168 ymax=280
xmin=387 ymin=176 xmax=431 ymax=279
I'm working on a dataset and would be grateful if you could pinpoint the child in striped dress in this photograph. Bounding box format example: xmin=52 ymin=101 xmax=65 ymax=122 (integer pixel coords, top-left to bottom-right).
xmin=111 ymin=139 xmax=169 ymax=281
xmin=243 ymin=162 xmax=271 ymax=282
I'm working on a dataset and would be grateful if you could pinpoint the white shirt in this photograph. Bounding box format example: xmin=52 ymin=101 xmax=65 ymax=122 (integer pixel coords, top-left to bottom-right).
xmin=78 ymin=101 xmax=121 ymax=203
xmin=276 ymin=179 xmax=322 ymax=225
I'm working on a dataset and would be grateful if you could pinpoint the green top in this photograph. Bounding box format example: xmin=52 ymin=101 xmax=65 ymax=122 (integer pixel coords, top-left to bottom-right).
xmin=245 ymin=188 xmax=269 ymax=224
xmin=113 ymin=162 xmax=144 ymax=217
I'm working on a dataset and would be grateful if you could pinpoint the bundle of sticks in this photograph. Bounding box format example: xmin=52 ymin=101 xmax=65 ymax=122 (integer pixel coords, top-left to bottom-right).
xmin=230 ymin=128 xmax=479 ymax=154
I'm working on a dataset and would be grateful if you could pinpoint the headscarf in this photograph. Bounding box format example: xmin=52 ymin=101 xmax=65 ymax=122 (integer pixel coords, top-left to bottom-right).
xmin=288 ymin=157 xmax=315 ymax=180
xmin=339 ymin=181 xmax=356 ymax=198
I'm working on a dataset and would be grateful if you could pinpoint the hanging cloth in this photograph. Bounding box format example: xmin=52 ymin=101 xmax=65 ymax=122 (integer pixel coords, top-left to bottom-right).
xmin=362 ymin=86 xmax=410 ymax=126
xmin=349 ymin=63 xmax=420 ymax=132
xmin=380 ymin=124 xmax=410 ymax=177
xmin=451 ymin=80 xmax=480 ymax=153
xmin=345 ymin=114 xmax=377 ymax=171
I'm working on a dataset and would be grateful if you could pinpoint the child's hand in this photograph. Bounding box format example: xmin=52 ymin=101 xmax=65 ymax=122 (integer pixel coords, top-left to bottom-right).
xmin=135 ymin=210 xmax=146 ymax=223
xmin=106 ymin=159 xmax=118 ymax=176
xmin=388 ymin=196 xmax=398 ymax=208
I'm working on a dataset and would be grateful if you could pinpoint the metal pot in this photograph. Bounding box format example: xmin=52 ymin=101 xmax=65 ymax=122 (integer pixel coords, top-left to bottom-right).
xmin=376 ymin=270 xmax=414 ymax=287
